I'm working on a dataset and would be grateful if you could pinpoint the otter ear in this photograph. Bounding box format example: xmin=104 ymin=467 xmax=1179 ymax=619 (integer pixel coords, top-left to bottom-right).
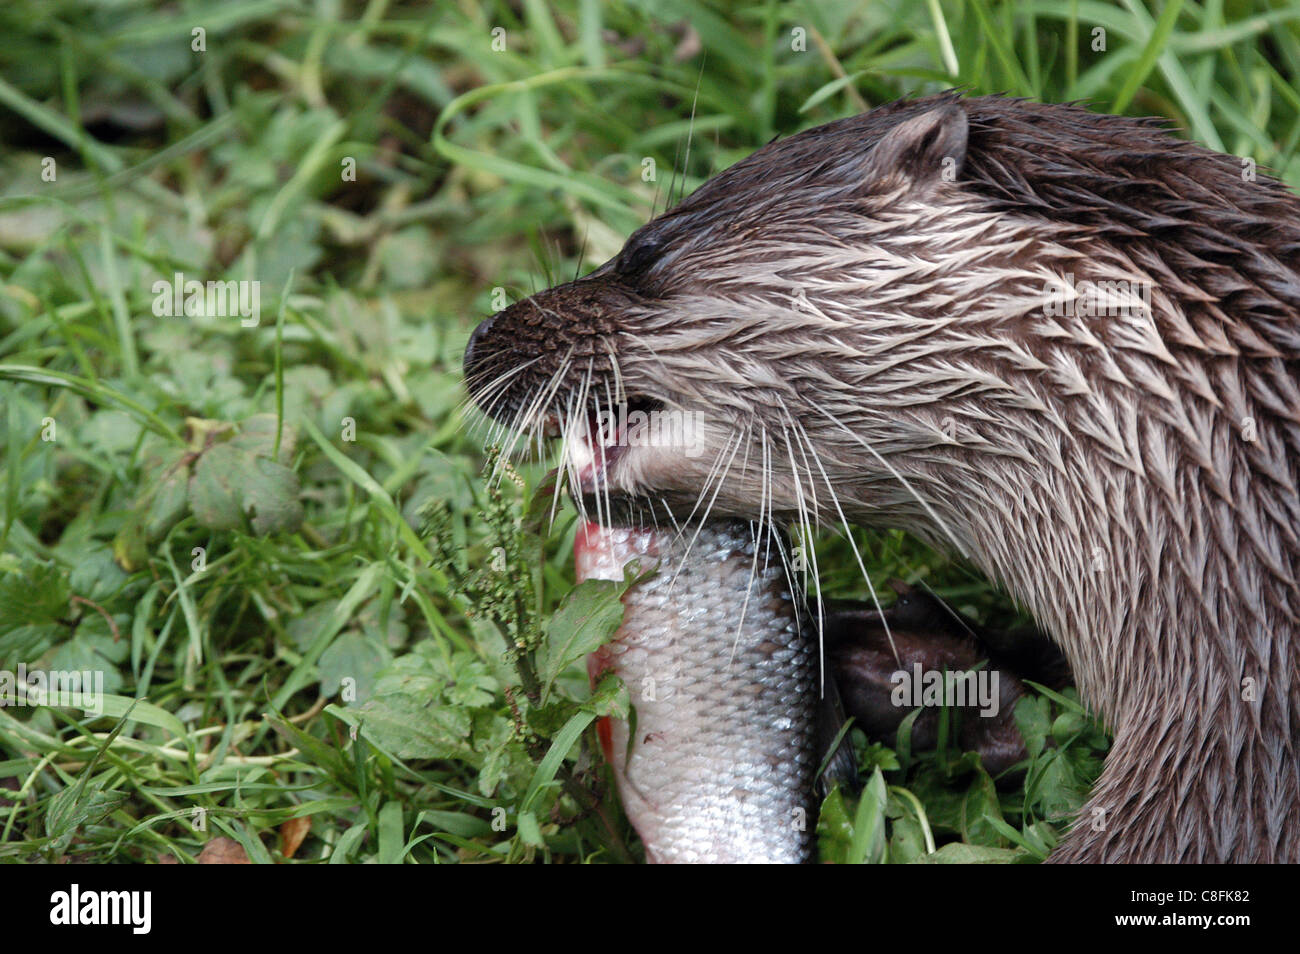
xmin=865 ymin=103 xmax=968 ymax=188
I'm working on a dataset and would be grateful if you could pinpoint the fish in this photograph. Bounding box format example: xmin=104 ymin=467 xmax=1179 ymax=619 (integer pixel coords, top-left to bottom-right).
xmin=574 ymin=517 xmax=819 ymax=864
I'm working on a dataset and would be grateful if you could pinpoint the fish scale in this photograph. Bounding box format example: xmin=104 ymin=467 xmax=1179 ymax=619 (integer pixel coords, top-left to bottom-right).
xmin=576 ymin=519 xmax=818 ymax=864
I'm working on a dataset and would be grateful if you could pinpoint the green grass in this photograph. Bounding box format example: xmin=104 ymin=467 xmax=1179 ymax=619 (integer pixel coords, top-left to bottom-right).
xmin=0 ymin=0 xmax=1294 ymax=863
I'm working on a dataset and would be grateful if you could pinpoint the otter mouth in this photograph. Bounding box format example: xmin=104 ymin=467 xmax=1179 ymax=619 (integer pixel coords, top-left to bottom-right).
xmin=560 ymin=396 xmax=660 ymax=495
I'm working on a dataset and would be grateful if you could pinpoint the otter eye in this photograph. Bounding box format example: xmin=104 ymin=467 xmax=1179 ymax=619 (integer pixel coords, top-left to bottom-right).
xmin=619 ymin=235 xmax=662 ymax=279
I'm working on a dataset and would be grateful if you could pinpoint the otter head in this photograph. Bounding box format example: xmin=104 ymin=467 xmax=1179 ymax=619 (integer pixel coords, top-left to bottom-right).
xmin=463 ymin=98 xmax=1023 ymax=530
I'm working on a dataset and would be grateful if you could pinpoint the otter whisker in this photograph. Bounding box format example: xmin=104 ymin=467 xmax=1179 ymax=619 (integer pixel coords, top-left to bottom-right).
xmin=776 ymin=417 xmax=829 ymax=690
xmin=726 ymin=424 xmax=775 ymax=666
xmin=591 ymin=387 xmax=612 ymax=534
xmin=602 ymin=338 xmax=627 ymax=408
xmin=460 ymin=356 xmax=544 ymax=438
xmin=566 ymin=361 xmax=598 ymax=527
xmin=808 ymin=399 xmax=964 ymax=553
xmin=784 ymin=423 xmax=830 ymax=669
xmin=496 ymin=351 xmax=573 ymax=480
xmin=555 ymin=391 xmax=584 ymax=529
xmin=789 ymin=408 xmax=902 ymax=667
xmin=581 ymin=365 xmax=613 ymax=534
xmin=462 ymin=349 xmax=539 ymax=404
xmin=665 ymin=424 xmax=746 ymax=594
xmin=718 ymin=419 xmax=778 ymax=670
xmin=662 ymin=425 xmax=742 ymax=593
xmin=728 ymin=511 xmax=763 ymax=669
xmin=671 ymin=420 xmax=742 ymax=535
xmin=521 ymin=348 xmax=573 ymax=443
xmin=600 ymin=375 xmax=621 ymax=532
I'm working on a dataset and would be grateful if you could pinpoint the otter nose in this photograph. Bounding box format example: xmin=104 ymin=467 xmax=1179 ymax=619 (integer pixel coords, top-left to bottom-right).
xmin=463 ymin=314 xmax=497 ymax=381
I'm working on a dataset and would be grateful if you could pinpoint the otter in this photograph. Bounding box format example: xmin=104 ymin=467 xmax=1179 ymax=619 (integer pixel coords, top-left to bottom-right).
xmin=463 ymin=93 xmax=1300 ymax=863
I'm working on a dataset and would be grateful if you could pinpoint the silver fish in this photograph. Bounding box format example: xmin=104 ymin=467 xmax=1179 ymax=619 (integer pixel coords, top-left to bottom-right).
xmin=575 ymin=518 xmax=818 ymax=864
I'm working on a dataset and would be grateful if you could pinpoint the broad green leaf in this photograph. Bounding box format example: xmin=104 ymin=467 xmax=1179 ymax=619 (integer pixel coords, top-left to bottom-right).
xmin=539 ymin=577 xmax=627 ymax=703
xmin=189 ymin=443 xmax=245 ymax=530
xmin=357 ymin=693 xmax=472 ymax=761
xmin=243 ymin=456 xmax=303 ymax=534
xmin=318 ymin=630 xmax=390 ymax=702
xmin=516 ymin=810 xmax=544 ymax=847
xmin=914 ymin=842 xmax=1028 ymax=864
